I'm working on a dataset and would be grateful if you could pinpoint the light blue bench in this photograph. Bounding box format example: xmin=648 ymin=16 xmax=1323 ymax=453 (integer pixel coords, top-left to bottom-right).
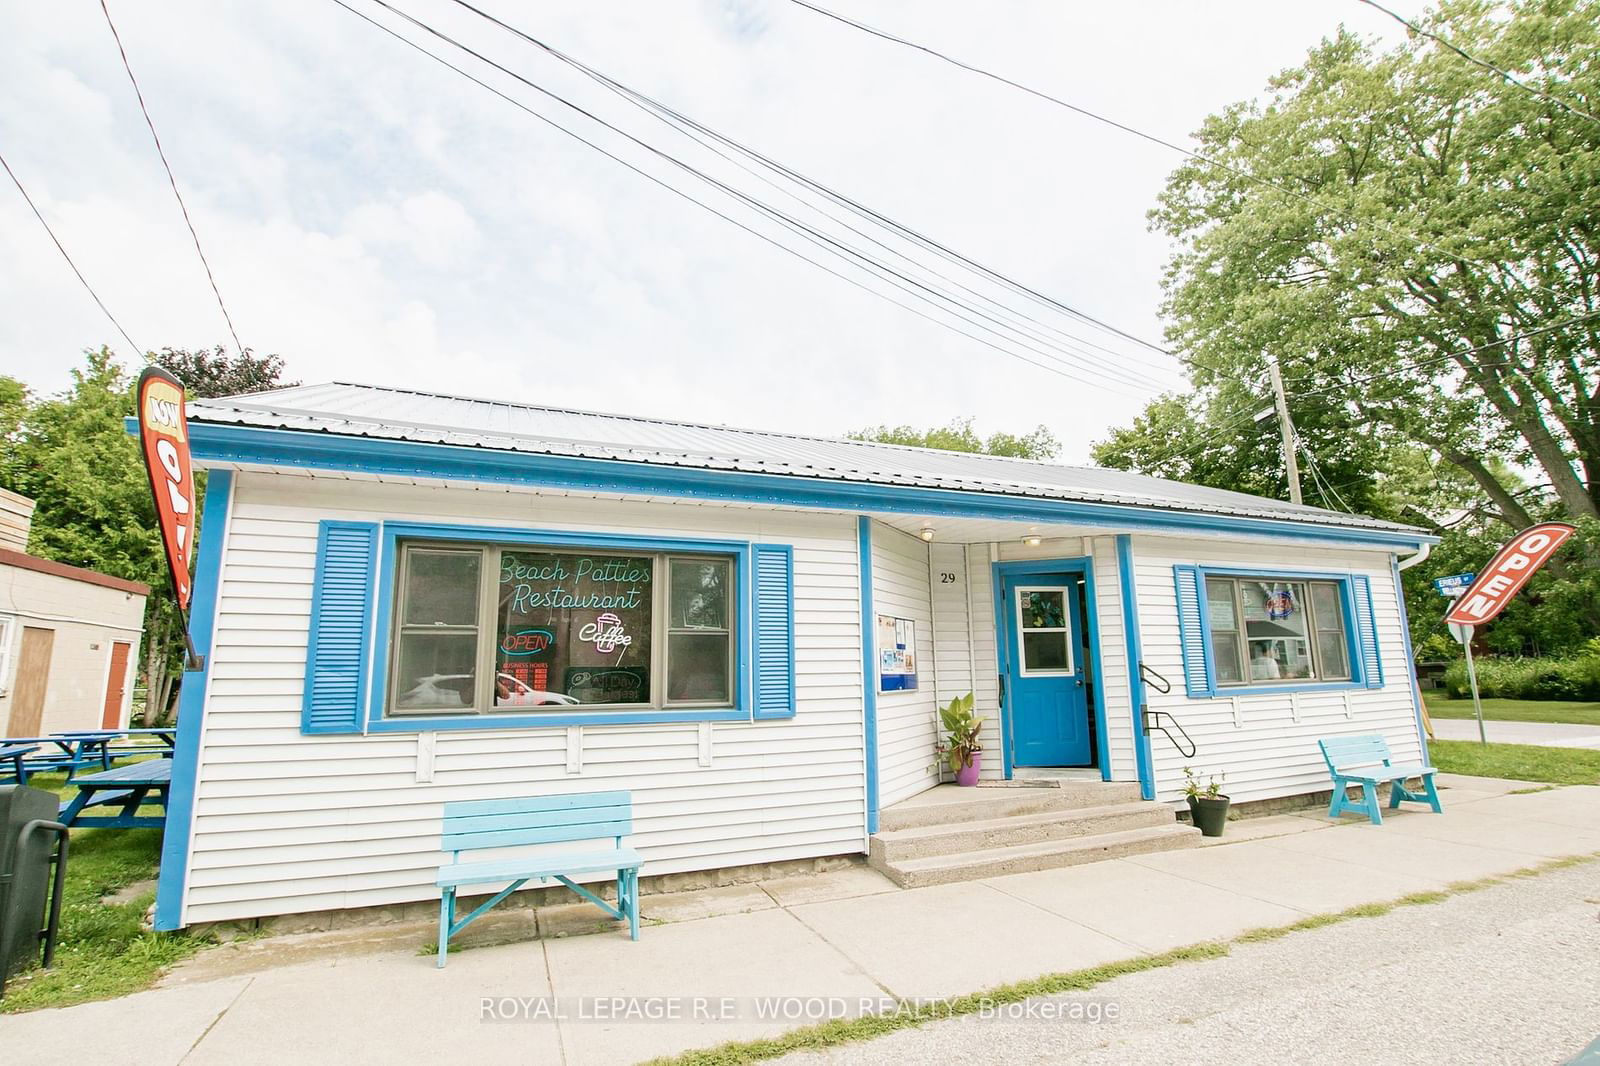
xmin=1318 ymin=734 xmax=1441 ymax=825
xmin=435 ymin=790 xmax=641 ymax=967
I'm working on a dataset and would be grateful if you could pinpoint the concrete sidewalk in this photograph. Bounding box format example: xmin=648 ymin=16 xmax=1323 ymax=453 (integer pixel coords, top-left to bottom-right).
xmin=3 ymin=774 xmax=1598 ymax=1066
xmin=1430 ymin=717 xmax=1600 ymax=749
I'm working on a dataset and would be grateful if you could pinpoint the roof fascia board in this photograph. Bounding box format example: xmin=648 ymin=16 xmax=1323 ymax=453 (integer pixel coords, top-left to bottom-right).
xmin=172 ymin=422 xmax=1436 ymax=550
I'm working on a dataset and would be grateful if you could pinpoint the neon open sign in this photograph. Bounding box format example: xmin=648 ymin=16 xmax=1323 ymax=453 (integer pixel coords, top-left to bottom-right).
xmin=499 ymin=629 xmax=555 ymax=656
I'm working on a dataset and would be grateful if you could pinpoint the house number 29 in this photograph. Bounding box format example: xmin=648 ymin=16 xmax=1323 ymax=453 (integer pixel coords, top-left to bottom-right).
xmin=939 ymin=572 xmax=957 ymax=583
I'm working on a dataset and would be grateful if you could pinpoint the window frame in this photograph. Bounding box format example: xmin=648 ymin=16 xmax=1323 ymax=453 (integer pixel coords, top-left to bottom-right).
xmin=1013 ymin=585 xmax=1075 ymax=677
xmin=1194 ymin=567 xmax=1367 ymax=695
xmin=368 ymin=523 xmax=754 ymax=732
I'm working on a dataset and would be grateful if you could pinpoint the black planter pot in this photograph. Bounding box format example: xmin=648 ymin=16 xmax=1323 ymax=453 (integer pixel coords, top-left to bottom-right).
xmin=1188 ymin=795 xmax=1231 ymax=837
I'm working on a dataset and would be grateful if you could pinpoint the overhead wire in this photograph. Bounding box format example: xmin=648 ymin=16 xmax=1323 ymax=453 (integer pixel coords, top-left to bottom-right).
xmin=100 ymin=0 xmax=245 ymax=354
xmin=338 ymin=0 xmax=1171 ymax=396
xmin=328 ymin=0 xmax=1161 ymax=397
xmin=0 ymin=150 xmax=143 ymax=355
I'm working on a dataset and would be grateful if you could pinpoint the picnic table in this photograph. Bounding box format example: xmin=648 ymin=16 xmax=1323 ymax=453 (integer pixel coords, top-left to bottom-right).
xmin=58 ymin=758 xmax=171 ymax=829
xmin=0 ymin=742 xmax=39 ymax=784
xmin=7 ymin=729 xmax=176 ymax=779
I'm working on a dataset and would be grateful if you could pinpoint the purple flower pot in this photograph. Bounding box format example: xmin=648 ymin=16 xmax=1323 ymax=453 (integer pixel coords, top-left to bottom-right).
xmin=955 ymin=752 xmax=982 ymax=787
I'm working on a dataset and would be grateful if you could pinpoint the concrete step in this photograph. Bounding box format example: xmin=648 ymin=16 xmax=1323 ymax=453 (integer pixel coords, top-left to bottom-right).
xmin=870 ymin=802 xmax=1178 ymax=864
xmin=871 ymin=823 xmax=1203 ymax=888
xmin=877 ymin=782 xmax=1144 ymax=832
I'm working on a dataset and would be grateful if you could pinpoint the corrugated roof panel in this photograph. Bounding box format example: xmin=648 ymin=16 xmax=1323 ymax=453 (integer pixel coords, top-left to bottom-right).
xmin=186 ymin=381 xmax=1422 ymax=534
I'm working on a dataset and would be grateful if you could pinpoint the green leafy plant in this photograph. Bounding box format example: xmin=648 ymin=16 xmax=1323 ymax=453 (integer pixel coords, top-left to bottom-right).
xmin=938 ymin=692 xmax=984 ymax=773
xmin=1182 ymin=766 xmax=1225 ymax=801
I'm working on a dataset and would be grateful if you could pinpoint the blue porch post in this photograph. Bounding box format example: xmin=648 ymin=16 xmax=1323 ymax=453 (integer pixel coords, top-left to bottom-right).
xmin=1116 ymin=535 xmax=1156 ymax=800
xmin=858 ymin=518 xmax=880 ymax=834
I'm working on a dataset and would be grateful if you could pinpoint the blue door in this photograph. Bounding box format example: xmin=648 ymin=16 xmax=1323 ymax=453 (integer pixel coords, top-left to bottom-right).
xmin=1002 ymin=575 xmax=1092 ymax=767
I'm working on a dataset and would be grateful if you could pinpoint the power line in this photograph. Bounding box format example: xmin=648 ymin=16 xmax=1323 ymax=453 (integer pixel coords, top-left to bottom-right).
xmin=1355 ymin=0 xmax=1600 ymax=128
xmin=99 ymin=0 xmax=245 ymax=354
xmin=784 ymin=0 xmax=1581 ymax=312
xmin=328 ymin=1 xmax=1157 ymax=397
xmin=445 ymin=0 xmax=1179 ymax=368
xmin=0 ymin=150 xmax=143 ymax=355
xmin=338 ymin=1 xmax=1170 ymax=397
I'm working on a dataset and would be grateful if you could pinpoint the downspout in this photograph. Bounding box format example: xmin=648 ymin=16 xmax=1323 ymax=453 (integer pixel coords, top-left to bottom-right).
xmin=1397 ymin=542 xmax=1431 ymax=571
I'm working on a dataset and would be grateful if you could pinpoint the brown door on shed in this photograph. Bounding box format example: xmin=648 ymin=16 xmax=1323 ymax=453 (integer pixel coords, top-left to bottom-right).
xmin=102 ymin=640 xmax=132 ymax=729
xmin=6 ymin=626 xmax=54 ymax=737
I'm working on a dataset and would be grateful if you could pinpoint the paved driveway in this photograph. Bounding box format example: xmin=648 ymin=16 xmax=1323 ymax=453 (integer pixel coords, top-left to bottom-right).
xmin=1430 ymin=718 xmax=1600 ymax=749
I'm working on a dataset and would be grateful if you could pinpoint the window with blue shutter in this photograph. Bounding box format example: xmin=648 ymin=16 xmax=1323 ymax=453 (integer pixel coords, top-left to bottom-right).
xmin=1172 ymin=565 xmax=1213 ymax=698
xmin=302 ymin=521 xmax=378 ymax=735
xmin=751 ymin=544 xmax=796 ymax=719
xmin=1350 ymin=574 xmax=1384 ymax=689
xmin=1172 ymin=565 xmax=1386 ymax=697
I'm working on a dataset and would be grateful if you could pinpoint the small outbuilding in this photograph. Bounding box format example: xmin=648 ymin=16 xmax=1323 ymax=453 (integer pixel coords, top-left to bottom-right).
xmin=1 ymin=489 xmax=149 ymax=737
xmin=152 ymin=382 xmax=1436 ymax=930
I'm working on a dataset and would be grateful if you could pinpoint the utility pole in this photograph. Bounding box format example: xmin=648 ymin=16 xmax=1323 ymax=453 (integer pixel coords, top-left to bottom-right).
xmin=1265 ymin=354 xmax=1303 ymax=506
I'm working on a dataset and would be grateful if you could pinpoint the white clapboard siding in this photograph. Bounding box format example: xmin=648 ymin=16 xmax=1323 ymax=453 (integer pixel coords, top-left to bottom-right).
xmin=869 ymin=523 xmax=939 ymax=807
xmin=1130 ymin=534 xmax=1422 ymax=804
xmin=1087 ymin=536 xmax=1139 ymax=783
xmin=181 ymin=472 xmax=866 ymax=925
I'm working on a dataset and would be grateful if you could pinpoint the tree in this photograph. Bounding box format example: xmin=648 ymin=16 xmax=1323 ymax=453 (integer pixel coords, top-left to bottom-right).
xmin=850 ymin=416 xmax=1060 ymax=459
xmin=150 ymin=346 xmax=298 ymax=398
xmin=2 ymin=346 xmax=295 ymax=722
xmin=1145 ymin=0 xmax=1598 ymax=538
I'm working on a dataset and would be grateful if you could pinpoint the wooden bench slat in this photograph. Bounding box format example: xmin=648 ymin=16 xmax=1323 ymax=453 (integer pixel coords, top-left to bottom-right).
xmin=443 ymin=818 xmax=632 ymax=853
xmin=444 ymin=804 xmax=632 ymax=836
xmin=438 ymin=847 xmax=643 ymax=887
xmin=1318 ymin=734 xmax=1441 ymax=825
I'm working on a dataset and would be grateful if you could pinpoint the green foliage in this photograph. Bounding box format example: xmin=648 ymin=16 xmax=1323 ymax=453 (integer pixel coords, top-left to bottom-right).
xmin=151 ymin=345 xmax=298 ymax=399
xmin=850 ymin=416 xmax=1059 ymax=460
xmin=1428 ymin=739 xmax=1600 ymax=786
xmin=1181 ymin=766 xmax=1225 ymax=801
xmin=937 ymin=691 xmax=983 ymax=772
xmin=1441 ymin=643 xmax=1600 ymax=701
xmin=1423 ymin=692 xmax=1600 ymax=727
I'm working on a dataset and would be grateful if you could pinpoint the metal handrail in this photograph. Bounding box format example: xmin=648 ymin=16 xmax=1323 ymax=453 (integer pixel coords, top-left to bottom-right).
xmin=1143 ymin=710 xmax=1197 ymax=759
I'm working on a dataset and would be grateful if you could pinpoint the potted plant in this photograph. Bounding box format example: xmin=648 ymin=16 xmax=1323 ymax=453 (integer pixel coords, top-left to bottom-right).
xmin=939 ymin=692 xmax=985 ymax=786
xmin=1183 ymin=767 xmax=1230 ymax=837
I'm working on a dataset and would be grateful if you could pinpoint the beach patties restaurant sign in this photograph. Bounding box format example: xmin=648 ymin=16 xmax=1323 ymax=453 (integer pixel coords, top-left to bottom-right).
xmin=137 ymin=367 xmax=200 ymax=663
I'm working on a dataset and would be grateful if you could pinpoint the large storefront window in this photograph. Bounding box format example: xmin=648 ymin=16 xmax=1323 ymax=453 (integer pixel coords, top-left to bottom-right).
xmin=1203 ymin=576 xmax=1351 ymax=687
xmin=388 ymin=541 xmax=735 ymax=714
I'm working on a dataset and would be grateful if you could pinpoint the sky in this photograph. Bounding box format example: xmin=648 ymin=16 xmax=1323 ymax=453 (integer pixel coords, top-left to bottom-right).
xmin=0 ymin=1 xmax=1427 ymax=462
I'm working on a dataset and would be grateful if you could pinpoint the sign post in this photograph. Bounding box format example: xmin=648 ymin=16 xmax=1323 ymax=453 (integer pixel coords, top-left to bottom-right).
xmin=1443 ymin=522 xmax=1577 ymax=745
xmin=135 ymin=367 xmax=202 ymax=670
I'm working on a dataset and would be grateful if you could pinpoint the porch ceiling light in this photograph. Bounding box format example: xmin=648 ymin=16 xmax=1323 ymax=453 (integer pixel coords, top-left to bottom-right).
xmin=919 ymin=526 xmax=936 ymax=542
xmin=1022 ymin=534 xmax=1042 ymax=547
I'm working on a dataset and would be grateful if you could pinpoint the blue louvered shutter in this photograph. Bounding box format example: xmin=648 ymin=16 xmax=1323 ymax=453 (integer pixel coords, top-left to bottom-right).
xmin=1172 ymin=565 xmax=1212 ymax=698
xmin=751 ymin=544 xmax=796 ymax=720
xmin=1350 ymin=574 xmax=1384 ymax=689
xmin=302 ymin=521 xmax=378 ymax=734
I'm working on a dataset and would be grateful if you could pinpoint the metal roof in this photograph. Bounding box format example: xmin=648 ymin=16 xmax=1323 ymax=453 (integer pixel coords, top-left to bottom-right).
xmin=187 ymin=381 xmax=1422 ymax=534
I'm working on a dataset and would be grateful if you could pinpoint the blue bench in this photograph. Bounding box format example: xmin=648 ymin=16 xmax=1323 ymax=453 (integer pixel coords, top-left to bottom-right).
xmin=435 ymin=790 xmax=641 ymax=967
xmin=1318 ymin=734 xmax=1441 ymax=825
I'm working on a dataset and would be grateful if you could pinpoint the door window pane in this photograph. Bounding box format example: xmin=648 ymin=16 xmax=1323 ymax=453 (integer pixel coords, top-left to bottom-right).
xmin=496 ymin=551 xmax=653 ymax=706
xmin=1021 ymin=631 xmax=1070 ymax=672
xmin=1021 ymin=590 xmax=1065 ymax=629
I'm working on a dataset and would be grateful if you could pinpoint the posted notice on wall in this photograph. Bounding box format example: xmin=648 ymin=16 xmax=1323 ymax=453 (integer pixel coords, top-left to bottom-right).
xmin=877 ymin=614 xmax=918 ymax=692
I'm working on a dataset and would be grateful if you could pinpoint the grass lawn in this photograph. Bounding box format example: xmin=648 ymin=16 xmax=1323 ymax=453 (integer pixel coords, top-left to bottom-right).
xmin=1429 ymin=739 xmax=1600 ymax=786
xmin=0 ymin=774 xmax=205 ymax=1013
xmin=1423 ymin=692 xmax=1600 ymax=727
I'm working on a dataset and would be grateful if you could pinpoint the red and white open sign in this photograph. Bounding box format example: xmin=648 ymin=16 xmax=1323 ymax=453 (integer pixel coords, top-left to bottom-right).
xmin=137 ymin=367 xmax=197 ymax=613
xmin=1444 ymin=522 xmax=1577 ymax=628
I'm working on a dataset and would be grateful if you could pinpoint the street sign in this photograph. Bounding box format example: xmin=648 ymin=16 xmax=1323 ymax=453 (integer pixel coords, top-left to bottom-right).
xmin=1447 ymin=621 xmax=1474 ymax=645
xmin=1444 ymin=523 xmax=1578 ymax=627
xmin=1433 ymin=573 xmax=1475 ymax=597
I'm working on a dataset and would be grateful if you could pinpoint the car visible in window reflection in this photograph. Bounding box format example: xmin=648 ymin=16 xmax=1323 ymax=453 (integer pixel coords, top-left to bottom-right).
xmin=495 ymin=672 xmax=580 ymax=707
xmin=396 ymin=672 xmax=580 ymax=709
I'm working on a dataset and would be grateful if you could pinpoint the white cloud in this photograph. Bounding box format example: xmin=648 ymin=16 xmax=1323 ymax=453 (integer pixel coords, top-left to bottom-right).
xmin=0 ymin=0 xmax=1429 ymax=459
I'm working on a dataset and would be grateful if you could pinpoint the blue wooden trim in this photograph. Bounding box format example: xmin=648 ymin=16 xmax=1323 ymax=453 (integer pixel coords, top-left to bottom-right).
xmin=858 ymin=518 xmax=879 ymax=835
xmin=365 ymin=521 xmax=754 ymax=731
xmin=153 ymin=469 xmax=232 ymax=932
xmin=751 ymin=544 xmax=797 ymax=720
xmin=1172 ymin=565 xmax=1212 ymax=698
xmin=180 ymin=423 xmax=1435 ymax=550
xmin=1390 ymin=555 xmax=1432 ymax=766
xmin=989 ymin=563 xmax=1013 ymax=780
xmin=1116 ymin=536 xmax=1156 ymax=800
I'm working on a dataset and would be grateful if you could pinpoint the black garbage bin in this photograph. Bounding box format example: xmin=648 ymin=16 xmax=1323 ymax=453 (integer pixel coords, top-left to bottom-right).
xmin=1 ymin=785 xmax=67 ymax=995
